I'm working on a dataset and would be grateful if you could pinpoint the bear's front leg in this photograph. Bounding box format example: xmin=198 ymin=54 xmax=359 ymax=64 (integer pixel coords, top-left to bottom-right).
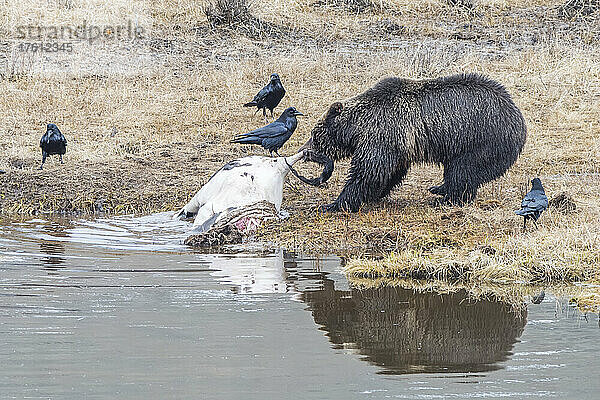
xmin=318 ymin=157 xmax=391 ymax=213
xmin=318 ymin=187 xmax=363 ymax=213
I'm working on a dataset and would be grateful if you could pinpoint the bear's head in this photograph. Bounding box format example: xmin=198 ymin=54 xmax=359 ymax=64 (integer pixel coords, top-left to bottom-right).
xmin=310 ymin=101 xmax=355 ymax=161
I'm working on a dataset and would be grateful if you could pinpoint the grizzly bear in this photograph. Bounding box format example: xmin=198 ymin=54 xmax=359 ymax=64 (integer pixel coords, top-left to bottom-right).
xmin=301 ymin=73 xmax=527 ymax=212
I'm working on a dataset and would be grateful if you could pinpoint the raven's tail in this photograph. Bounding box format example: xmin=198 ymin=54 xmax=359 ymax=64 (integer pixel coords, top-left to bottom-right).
xmin=514 ymin=208 xmax=527 ymax=216
xmin=231 ymin=135 xmax=260 ymax=145
xmin=243 ymin=101 xmax=257 ymax=107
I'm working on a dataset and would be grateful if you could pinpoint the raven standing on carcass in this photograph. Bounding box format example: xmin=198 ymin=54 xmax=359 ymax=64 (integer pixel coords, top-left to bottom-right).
xmin=243 ymin=73 xmax=286 ymax=121
xmin=515 ymin=178 xmax=548 ymax=230
xmin=231 ymin=107 xmax=303 ymax=157
xmin=39 ymin=123 xmax=67 ymax=169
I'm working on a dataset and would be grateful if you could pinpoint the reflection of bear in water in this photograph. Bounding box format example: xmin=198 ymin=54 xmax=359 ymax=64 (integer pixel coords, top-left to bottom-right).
xmin=307 ymin=74 xmax=527 ymax=211
xmin=302 ymin=282 xmax=526 ymax=374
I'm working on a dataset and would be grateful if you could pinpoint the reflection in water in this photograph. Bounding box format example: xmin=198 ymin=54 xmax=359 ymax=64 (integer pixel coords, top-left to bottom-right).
xmin=211 ymin=250 xmax=292 ymax=294
xmin=213 ymin=252 xmax=529 ymax=375
xmin=39 ymin=241 xmax=66 ymax=267
xmin=301 ymin=278 xmax=527 ymax=374
xmin=38 ymin=221 xmax=71 ymax=268
xmin=1 ymin=216 xmax=600 ymax=399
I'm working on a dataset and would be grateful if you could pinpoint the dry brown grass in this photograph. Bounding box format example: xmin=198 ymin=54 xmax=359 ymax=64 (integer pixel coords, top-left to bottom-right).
xmin=345 ymin=221 xmax=600 ymax=282
xmin=0 ymin=0 xmax=599 ymax=283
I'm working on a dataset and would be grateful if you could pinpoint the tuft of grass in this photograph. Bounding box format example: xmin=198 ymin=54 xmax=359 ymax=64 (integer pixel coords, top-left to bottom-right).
xmin=569 ymin=288 xmax=600 ymax=312
xmin=557 ymin=0 xmax=600 ymax=19
xmin=311 ymin=0 xmax=382 ymax=14
xmin=204 ymin=0 xmax=253 ymax=27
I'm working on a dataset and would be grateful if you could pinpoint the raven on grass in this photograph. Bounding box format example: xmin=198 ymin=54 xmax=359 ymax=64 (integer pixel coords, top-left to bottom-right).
xmin=232 ymin=107 xmax=303 ymax=157
xmin=531 ymin=290 xmax=545 ymax=304
xmin=243 ymin=73 xmax=286 ymax=122
xmin=40 ymin=123 xmax=67 ymax=170
xmin=515 ymin=178 xmax=548 ymax=231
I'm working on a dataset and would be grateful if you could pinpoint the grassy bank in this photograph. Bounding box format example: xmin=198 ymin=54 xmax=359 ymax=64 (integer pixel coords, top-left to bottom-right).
xmin=1 ymin=0 xmax=599 ymax=284
xmin=345 ymin=222 xmax=600 ymax=283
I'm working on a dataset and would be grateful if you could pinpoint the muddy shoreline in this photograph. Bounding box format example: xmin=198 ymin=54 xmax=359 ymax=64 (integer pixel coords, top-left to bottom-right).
xmin=0 ymin=143 xmax=232 ymax=216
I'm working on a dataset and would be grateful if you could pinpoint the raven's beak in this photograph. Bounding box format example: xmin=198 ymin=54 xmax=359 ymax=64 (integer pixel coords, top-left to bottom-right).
xmin=294 ymin=111 xmax=305 ymax=117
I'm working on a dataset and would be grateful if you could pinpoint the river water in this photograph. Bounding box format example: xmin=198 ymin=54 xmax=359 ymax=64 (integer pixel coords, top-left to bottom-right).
xmin=0 ymin=214 xmax=598 ymax=399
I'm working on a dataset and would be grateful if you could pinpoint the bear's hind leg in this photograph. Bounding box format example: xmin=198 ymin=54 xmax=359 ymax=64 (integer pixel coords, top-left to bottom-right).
xmin=445 ymin=183 xmax=477 ymax=206
xmin=443 ymin=148 xmax=516 ymax=205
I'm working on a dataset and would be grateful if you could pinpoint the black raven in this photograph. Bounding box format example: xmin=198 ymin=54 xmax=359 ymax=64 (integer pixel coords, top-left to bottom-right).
xmin=515 ymin=178 xmax=548 ymax=230
xmin=231 ymin=107 xmax=303 ymax=157
xmin=40 ymin=123 xmax=67 ymax=169
xmin=531 ymin=290 xmax=545 ymax=304
xmin=243 ymin=73 xmax=286 ymax=121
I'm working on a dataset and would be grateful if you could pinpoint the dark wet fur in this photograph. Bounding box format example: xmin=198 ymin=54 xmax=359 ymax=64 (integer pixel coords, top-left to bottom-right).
xmin=40 ymin=123 xmax=67 ymax=169
xmin=308 ymin=73 xmax=527 ymax=212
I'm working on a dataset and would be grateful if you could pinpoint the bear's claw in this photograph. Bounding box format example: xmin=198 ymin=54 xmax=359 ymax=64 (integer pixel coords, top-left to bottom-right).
xmin=317 ymin=203 xmax=339 ymax=214
xmin=428 ymin=184 xmax=446 ymax=196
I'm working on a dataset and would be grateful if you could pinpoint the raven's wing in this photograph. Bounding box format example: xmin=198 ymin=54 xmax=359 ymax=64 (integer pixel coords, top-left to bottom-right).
xmin=262 ymin=131 xmax=292 ymax=151
xmin=251 ymin=82 xmax=273 ymax=105
xmin=274 ymin=85 xmax=285 ymax=101
xmin=234 ymin=121 xmax=288 ymax=139
xmin=519 ymin=191 xmax=548 ymax=212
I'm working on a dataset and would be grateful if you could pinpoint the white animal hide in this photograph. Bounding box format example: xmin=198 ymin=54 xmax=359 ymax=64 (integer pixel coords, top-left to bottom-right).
xmin=174 ymin=151 xmax=304 ymax=232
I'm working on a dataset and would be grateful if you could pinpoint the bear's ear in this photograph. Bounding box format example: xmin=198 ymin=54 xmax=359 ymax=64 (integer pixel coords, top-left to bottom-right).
xmin=327 ymin=102 xmax=343 ymax=119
